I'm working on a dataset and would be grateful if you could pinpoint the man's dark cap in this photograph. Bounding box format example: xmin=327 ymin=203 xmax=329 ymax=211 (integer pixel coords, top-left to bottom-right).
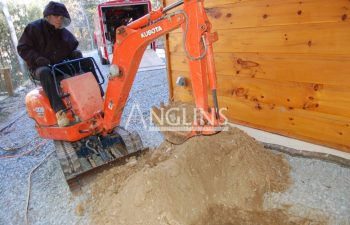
xmin=43 ymin=1 xmax=71 ymax=27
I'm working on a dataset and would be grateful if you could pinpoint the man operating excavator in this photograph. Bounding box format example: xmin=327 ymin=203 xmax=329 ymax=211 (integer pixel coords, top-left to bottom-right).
xmin=23 ymin=0 xmax=224 ymax=186
xmin=17 ymin=1 xmax=100 ymax=127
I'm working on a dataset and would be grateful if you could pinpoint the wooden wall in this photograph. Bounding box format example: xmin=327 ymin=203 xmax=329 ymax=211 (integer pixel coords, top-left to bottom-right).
xmin=163 ymin=0 xmax=350 ymax=152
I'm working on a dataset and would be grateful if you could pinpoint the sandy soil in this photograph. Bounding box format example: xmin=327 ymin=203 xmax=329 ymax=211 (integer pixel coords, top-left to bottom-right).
xmin=86 ymin=103 xmax=328 ymax=225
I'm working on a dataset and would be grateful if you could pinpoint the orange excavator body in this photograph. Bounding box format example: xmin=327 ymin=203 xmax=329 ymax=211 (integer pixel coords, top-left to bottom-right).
xmin=25 ymin=0 xmax=224 ymax=185
xmin=27 ymin=0 xmax=223 ymax=142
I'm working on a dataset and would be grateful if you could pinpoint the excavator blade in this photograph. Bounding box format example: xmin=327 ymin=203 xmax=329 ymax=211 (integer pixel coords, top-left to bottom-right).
xmin=54 ymin=127 xmax=147 ymax=189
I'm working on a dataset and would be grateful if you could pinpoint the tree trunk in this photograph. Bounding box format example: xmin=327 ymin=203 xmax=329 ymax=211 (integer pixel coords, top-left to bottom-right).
xmin=79 ymin=2 xmax=94 ymax=50
xmin=0 ymin=0 xmax=27 ymax=75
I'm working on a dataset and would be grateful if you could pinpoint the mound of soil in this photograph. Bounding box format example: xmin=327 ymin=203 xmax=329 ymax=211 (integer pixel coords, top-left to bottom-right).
xmin=87 ymin=103 xmax=327 ymax=225
xmin=88 ymin=129 xmax=302 ymax=224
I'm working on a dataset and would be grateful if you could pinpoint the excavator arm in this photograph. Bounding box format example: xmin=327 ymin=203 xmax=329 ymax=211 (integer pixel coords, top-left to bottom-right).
xmin=103 ymin=0 xmax=222 ymax=135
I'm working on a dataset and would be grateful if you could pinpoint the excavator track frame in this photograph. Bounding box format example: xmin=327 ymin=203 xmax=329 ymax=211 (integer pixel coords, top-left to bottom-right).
xmin=54 ymin=127 xmax=146 ymax=188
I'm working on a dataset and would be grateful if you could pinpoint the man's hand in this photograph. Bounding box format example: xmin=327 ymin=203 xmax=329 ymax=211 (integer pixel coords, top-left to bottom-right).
xmin=35 ymin=57 xmax=50 ymax=67
xmin=70 ymin=50 xmax=83 ymax=59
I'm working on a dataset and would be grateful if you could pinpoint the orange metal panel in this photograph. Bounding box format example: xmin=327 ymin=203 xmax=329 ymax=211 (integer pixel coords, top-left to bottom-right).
xmin=61 ymin=72 xmax=103 ymax=121
xmin=25 ymin=87 xmax=57 ymax=126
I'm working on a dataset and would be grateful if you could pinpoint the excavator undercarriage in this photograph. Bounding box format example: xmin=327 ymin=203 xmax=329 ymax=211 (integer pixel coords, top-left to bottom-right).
xmin=54 ymin=127 xmax=144 ymax=185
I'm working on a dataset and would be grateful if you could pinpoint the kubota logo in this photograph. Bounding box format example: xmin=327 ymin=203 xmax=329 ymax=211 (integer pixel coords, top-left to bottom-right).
xmin=34 ymin=107 xmax=45 ymax=116
xmin=140 ymin=26 xmax=163 ymax=38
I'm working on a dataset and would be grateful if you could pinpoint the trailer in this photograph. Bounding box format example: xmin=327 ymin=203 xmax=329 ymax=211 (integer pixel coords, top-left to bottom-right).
xmin=93 ymin=0 xmax=153 ymax=65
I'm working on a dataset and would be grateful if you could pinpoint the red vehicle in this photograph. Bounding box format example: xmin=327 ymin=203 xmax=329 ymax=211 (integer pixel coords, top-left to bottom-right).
xmin=94 ymin=0 xmax=153 ymax=65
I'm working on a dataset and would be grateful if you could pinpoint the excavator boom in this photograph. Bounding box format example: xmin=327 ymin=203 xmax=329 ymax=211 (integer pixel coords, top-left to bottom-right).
xmin=102 ymin=0 xmax=222 ymax=134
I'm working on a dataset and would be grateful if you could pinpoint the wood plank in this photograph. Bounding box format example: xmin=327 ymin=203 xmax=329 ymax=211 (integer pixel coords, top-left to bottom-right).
xmin=164 ymin=35 xmax=174 ymax=101
xmin=170 ymin=69 xmax=350 ymax=118
xmin=222 ymin=95 xmax=350 ymax=153
xmin=168 ymin=22 xmax=350 ymax=54
xmin=167 ymin=52 xmax=350 ymax=87
xmin=163 ymin=0 xmax=246 ymax=9
xmin=204 ymin=0 xmax=350 ymax=30
xmin=164 ymin=0 xmax=350 ymax=153
xmin=165 ymin=0 xmax=350 ymax=30
xmin=172 ymin=91 xmax=350 ymax=152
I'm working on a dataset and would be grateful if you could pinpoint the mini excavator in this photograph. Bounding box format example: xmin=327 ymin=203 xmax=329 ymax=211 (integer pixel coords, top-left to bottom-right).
xmin=25 ymin=0 xmax=224 ymax=185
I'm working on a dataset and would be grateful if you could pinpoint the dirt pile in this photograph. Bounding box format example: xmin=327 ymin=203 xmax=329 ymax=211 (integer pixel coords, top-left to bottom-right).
xmin=86 ymin=126 xmax=327 ymax=224
xmin=86 ymin=102 xmax=329 ymax=224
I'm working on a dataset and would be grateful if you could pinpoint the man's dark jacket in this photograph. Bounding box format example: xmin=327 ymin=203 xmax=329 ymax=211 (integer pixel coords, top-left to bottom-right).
xmin=17 ymin=19 xmax=78 ymax=71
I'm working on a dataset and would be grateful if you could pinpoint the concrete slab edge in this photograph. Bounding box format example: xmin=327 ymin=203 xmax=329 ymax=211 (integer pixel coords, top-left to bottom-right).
xmin=229 ymin=123 xmax=350 ymax=160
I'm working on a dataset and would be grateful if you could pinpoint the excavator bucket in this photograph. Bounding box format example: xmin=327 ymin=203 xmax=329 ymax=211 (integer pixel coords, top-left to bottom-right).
xmin=152 ymin=102 xmax=196 ymax=145
xmin=54 ymin=127 xmax=146 ymax=188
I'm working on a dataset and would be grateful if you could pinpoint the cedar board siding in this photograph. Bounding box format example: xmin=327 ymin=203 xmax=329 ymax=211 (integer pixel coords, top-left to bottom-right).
xmin=163 ymin=0 xmax=350 ymax=152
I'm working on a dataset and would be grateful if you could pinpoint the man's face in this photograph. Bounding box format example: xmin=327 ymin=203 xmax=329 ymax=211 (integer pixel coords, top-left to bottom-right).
xmin=47 ymin=15 xmax=64 ymax=29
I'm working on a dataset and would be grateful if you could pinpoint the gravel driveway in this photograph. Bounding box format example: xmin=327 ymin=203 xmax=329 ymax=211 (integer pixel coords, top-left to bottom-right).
xmin=0 ymin=49 xmax=168 ymax=225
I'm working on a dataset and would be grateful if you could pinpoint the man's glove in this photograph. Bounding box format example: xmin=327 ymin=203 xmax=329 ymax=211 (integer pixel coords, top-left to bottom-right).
xmin=70 ymin=50 xmax=83 ymax=59
xmin=35 ymin=57 xmax=50 ymax=67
